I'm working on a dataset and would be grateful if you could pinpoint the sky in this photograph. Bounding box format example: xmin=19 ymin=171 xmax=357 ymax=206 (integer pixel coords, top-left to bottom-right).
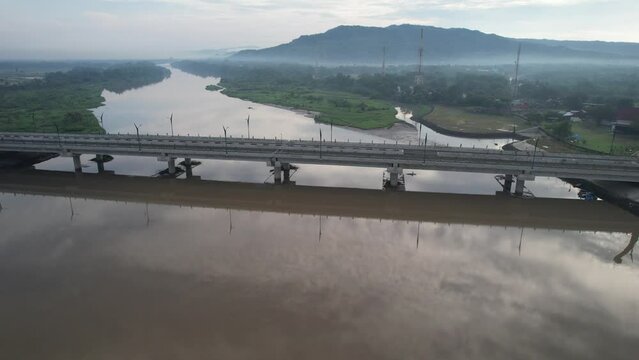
xmin=1 ymin=0 xmax=638 ymax=60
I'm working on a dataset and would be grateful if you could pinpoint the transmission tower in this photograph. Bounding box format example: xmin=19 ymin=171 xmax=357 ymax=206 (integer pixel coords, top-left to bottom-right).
xmin=512 ymin=43 xmax=522 ymax=100
xmin=415 ymin=28 xmax=424 ymax=85
xmin=382 ymin=46 xmax=387 ymax=76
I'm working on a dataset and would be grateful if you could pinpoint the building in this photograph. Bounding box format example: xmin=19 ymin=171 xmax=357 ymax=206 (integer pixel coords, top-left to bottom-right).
xmin=615 ymin=108 xmax=639 ymax=133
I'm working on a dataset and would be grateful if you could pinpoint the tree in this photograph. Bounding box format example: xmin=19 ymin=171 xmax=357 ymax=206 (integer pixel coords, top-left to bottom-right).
xmin=564 ymin=93 xmax=587 ymax=110
xmin=549 ymin=120 xmax=573 ymax=139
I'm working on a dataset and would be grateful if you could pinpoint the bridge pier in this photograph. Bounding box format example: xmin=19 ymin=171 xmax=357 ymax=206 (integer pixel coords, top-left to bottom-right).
xmin=184 ymin=158 xmax=193 ymax=178
xmin=283 ymin=163 xmax=291 ymax=184
xmin=269 ymin=159 xmax=294 ymax=184
xmin=503 ymin=174 xmax=514 ymax=193
xmin=386 ymin=164 xmax=403 ymax=189
xmin=273 ymin=160 xmax=282 ymax=184
xmin=514 ymin=174 xmax=535 ymax=197
xmin=515 ymin=178 xmax=525 ymax=196
xmin=95 ymin=154 xmax=105 ymax=173
xmin=72 ymin=154 xmax=82 ymax=173
xmin=168 ymin=157 xmax=177 ymax=175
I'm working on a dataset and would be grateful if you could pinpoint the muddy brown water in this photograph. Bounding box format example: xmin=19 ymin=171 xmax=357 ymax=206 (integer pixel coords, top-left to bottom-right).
xmin=1 ymin=67 xmax=638 ymax=359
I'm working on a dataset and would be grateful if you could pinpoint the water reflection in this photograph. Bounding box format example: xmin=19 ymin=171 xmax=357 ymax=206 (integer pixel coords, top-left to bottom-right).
xmin=0 ymin=184 xmax=637 ymax=359
xmin=614 ymin=232 xmax=638 ymax=264
xmin=1 ymin=169 xmax=634 ymax=233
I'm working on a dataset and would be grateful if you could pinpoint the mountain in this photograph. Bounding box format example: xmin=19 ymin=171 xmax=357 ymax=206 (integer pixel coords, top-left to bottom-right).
xmin=519 ymin=39 xmax=639 ymax=58
xmin=231 ymin=24 xmax=638 ymax=65
xmin=185 ymin=46 xmax=261 ymax=59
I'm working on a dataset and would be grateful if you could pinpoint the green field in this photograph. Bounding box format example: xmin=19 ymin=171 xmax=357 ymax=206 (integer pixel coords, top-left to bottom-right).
xmin=220 ymin=83 xmax=398 ymax=129
xmin=571 ymin=122 xmax=639 ymax=155
xmin=421 ymin=105 xmax=524 ymax=133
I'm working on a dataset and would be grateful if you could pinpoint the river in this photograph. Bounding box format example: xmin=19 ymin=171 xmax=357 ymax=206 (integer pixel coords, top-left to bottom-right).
xmin=33 ymin=66 xmax=575 ymax=197
xmin=1 ymin=66 xmax=637 ymax=360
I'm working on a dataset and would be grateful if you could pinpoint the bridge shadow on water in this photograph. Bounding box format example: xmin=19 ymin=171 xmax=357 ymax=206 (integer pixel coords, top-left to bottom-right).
xmin=0 ymin=168 xmax=636 ymax=234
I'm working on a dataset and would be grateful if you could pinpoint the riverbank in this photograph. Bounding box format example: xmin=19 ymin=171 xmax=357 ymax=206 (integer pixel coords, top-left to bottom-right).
xmin=412 ymin=105 xmax=528 ymax=140
xmin=411 ymin=105 xmax=528 ymax=140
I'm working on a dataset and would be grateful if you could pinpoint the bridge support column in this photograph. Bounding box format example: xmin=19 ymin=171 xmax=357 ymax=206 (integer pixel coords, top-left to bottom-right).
xmin=503 ymin=174 xmax=514 ymax=193
xmin=514 ymin=174 xmax=535 ymax=197
xmin=184 ymin=158 xmax=193 ymax=178
xmin=168 ymin=157 xmax=176 ymax=175
xmin=273 ymin=160 xmax=282 ymax=184
xmin=386 ymin=164 xmax=403 ymax=189
xmin=72 ymin=154 xmax=82 ymax=173
xmin=514 ymin=178 xmax=525 ymax=196
xmin=95 ymin=154 xmax=105 ymax=173
xmin=283 ymin=163 xmax=291 ymax=184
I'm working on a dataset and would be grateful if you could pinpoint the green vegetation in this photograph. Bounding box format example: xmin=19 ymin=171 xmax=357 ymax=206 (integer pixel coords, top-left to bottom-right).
xmin=570 ymin=122 xmax=639 ymax=155
xmin=222 ymin=83 xmax=397 ymax=129
xmin=174 ymin=60 xmax=517 ymax=129
xmin=0 ymin=62 xmax=170 ymax=133
xmin=544 ymin=120 xmax=573 ymax=139
xmin=421 ymin=105 xmax=523 ymax=133
xmin=410 ymin=104 xmax=434 ymax=119
xmin=175 ymin=61 xmax=639 ymax=152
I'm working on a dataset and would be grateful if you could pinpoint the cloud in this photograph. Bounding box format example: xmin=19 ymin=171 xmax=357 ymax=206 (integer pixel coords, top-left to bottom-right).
xmin=1 ymin=0 xmax=635 ymax=59
xmin=84 ymin=11 xmax=121 ymax=27
xmin=101 ymin=0 xmax=607 ymax=17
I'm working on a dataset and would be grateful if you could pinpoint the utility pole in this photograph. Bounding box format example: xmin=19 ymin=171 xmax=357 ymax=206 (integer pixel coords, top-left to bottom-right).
xmin=54 ymin=123 xmax=62 ymax=148
xmin=531 ymin=137 xmax=540 ymax=170
xmin=423 ymin=133 xmax=428 ymax=163
xmin=134 ymin=123 xmax=142 ymax=151
xmin=610 ymin=125 xmax=617 ymax=154
xmin=330 ymin=119 xmax=333 ymax=142
xmin=169 ymin=113 xmax=174 ymax=137
xmin=319 ymin=128 xmax=323 ymax=159
xmin=223 ymin=126 xmax=229 ymax=155
xmin=247 ymin=114 xmax=250 ymax=138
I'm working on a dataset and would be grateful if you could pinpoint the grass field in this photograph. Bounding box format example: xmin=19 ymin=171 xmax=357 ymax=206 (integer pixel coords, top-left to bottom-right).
xmin=221 ymin=83 xmax=398 ymax=129
xmin=421 ymin=105 xmax=524 ymax=134
xmin=571 ymin=122 xmax=639 ymax=155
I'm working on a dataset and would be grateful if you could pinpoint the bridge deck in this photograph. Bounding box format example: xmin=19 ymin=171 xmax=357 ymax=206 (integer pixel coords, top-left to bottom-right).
xmin=1 ymin=132 xmax=639 ymax=181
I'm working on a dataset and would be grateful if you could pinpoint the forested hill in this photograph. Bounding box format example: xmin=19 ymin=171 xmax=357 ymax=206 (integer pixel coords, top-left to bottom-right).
xmin=232 ymin=24 xmax=638 ymax=65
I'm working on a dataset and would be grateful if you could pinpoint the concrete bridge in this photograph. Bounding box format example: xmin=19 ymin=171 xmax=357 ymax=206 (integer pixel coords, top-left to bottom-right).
xmin=0 ymin=169 xmax=636 ymax=233
xmin=1 ymin=132 xmax=639 ymax=194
